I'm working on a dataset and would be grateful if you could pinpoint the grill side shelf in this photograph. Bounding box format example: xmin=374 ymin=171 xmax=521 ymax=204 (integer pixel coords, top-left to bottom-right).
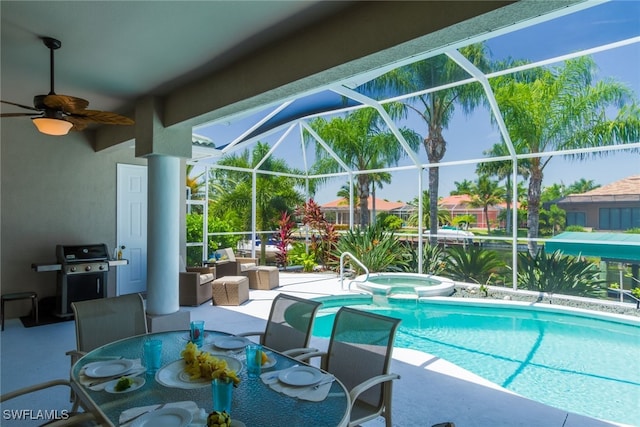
xmin=32 ymin=263 xmax=62 ymax=272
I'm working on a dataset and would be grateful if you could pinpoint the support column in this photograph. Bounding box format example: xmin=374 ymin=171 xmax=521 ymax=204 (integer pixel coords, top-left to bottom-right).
xmin=146 ymin=154 xmax=180 ymax=316
xmin=134 ymin=96 xmax=192 ymax=330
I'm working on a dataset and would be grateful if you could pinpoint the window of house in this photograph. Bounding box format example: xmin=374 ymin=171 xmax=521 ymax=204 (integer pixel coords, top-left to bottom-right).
xmin=599 ymin=207 xmax=640 ymax=230
xmin=566 ymin=212 xmax=586 ymax=227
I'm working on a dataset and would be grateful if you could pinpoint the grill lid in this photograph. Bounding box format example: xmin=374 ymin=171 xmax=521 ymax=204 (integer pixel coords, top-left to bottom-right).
xmin=56 ymin=244 xmax=110 ymax=263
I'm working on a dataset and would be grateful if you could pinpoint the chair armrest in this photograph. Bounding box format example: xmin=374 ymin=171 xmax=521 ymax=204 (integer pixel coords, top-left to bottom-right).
xmin=292 ymin=350 xmax=327 ymax=363
xmin=281 ymin=347 xmax=319 ymax=358
xmin=1 ymin=379 xmax=72 ymax=402
xmin=66 ymin=350 xmax=87 ymax=366
xmin=236 ymin=331 xmax=264 ymax=341
xmin=349 ymin=373 xmax=400 ymax=403
xmin=186 ymin=266 xmax=215 ymax=275
xmin=45 ymin=412 xmax=100 ymax=427
xmin=236 ymin=257 xmax=258 ymax=264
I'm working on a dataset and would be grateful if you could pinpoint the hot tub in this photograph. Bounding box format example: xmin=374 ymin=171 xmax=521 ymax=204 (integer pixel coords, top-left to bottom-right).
xmin=352 ymin=272 xmax=455 ymax=298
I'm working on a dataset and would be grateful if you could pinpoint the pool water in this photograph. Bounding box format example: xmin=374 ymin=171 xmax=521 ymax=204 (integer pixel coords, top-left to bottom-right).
xmin=312 ymin=301 xmax=640 ymax=426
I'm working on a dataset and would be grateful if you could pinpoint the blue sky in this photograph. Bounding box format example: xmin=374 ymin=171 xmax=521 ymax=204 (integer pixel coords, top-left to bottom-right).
xmin=195 ymin=1 xmax=640 ymax=204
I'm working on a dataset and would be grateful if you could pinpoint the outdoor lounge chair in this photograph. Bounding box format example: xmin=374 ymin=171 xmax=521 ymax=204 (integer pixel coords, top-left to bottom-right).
xmin=237 ymin=293 xmax=322 ymax=356
xmin=295 ymin=306 xmax=401 ymax=427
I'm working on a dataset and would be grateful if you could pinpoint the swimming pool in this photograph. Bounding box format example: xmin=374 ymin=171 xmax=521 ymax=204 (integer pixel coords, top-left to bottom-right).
xmin=311 ymin=297 xmax=640 ymax=426
xmin=352 ymin=272 xmax=455 ymax=298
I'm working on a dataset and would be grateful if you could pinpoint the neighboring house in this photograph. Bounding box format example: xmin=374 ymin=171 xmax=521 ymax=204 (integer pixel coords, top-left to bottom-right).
xmin=438 ymin=195 xmax=504 ymax=230
xmin=321 ymin=197 xmax=414 ymax=225
xmin=557 ymin=175 xmax=640 ymax=231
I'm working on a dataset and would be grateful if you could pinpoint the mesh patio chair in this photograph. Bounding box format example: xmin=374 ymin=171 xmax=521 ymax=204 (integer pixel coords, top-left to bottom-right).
xmin=296 ymin=306 xmax=401 ymax=427
xmin=66 ymin=293 xmax=148 ymax=403
xmin=1 ymin=379 xmax=103 ymax=426
xmin=237 ymin=293 xmax=322 ymax=356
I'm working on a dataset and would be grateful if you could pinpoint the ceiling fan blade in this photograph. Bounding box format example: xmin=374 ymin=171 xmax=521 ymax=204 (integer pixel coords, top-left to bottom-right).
xmin=43 ymin=94 xmax=89 ymax=114
xmin=1 ymin=112 xmax=42 ymax=117
xmin=1 ymin=100 xmax=40 ymax=111
xmin=69 ymin=109 xmax=134 ymax=126
xmin=62 ymin=116 xmax=89 ymax=131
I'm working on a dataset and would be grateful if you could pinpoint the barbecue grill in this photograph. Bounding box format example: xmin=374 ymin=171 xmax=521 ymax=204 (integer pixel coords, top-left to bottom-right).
xmin=32 ymin=243 xmax=123 ymax=317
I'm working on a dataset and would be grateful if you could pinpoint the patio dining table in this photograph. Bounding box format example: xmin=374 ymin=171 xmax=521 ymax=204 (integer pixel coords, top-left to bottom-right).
xmin=71 ymin=330 xmax=349 ymax=427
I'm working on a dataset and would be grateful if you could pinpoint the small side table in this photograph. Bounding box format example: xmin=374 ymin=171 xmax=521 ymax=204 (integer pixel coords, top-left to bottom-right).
xmin=1 ymin=291 xmax=38 ymax=331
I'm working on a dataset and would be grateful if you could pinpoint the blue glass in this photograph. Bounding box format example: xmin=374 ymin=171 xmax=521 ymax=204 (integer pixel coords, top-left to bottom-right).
xmin=211 ymin=378 xmax=233 ymax=414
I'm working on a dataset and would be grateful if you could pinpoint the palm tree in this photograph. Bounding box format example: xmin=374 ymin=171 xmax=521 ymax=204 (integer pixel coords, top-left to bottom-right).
xmin=186 ymin=164 xmax=205 ymax=200
xmin=363 ymin=44 xmax=491 ymax=244
xmin=566 ymin=178 xmax=599 ymax=195
xmin=476 ymin=142 xmax=530 ymax=233
xmin=308 ymin=106 xmax=421 ymax=227
xmin=336 ymin=182 xmax=359 ymax=224
xmin=464 ymin=175 xmax=505 ymax=233
xmin=450 ymin=179 xmax=474 ymax=196
xmin=210 ymin=142 xmax=305 ymax=263
xmin=406 ymin=190 xmax=451 ymax=229
xmin=492 ymin=56 xmax=640 ymax=254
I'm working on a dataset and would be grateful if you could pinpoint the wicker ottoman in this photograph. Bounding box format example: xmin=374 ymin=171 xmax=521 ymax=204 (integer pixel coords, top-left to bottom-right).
xmin=211 ymin=276 xmax=249 ymax=306
xmin=245 ymin=266 xmax=279 ymax=290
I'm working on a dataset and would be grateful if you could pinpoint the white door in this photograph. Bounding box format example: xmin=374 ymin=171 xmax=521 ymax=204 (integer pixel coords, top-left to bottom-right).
xmin=116 ymin=164 xmax=148 ymax=295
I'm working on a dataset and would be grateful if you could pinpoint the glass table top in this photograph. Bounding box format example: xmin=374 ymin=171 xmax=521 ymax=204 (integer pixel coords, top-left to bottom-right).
xmin=72 ymin=330 xmax=348 ymax=426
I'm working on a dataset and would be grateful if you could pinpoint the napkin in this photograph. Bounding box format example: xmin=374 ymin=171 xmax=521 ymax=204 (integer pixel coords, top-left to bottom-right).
xmin=261 ymin=368 xmax=334 ymax=402
xmin=79 ymin=358 xmax=146 ymax=391
xmin=119 ymin=401 xmax=203 ymax=427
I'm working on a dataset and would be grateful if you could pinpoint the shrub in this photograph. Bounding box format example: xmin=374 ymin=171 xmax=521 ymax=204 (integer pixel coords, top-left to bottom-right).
xmin=288 ymin=242 xmax=317 ymax=272
xmin=443 ymin=246 xmax=506 ymax=284
xmin=565 ymin=225 xmax=586 ymax=232
xmin=402 ymin=243 xmax=447 ymax=275
xmin=516 ymin=249 xmax=605 ymax=297
xmin=333 ymin=223 xmax=408 ymax=274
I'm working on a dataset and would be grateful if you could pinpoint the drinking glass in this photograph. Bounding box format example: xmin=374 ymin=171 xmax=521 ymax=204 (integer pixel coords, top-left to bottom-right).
xmin=190 ymin=320 xmax=205 ymax=347
xmin=245 ymin=343 xmax=262 ymax=378
xmin=143 ymin=339 xmax=162 ymax=374
xmin=211 ymin=378 xmax=233 ymax=414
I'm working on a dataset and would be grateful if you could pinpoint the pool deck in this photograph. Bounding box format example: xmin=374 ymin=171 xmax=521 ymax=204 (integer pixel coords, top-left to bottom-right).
xmin=0 ymin=272 xmax=629 ymax=426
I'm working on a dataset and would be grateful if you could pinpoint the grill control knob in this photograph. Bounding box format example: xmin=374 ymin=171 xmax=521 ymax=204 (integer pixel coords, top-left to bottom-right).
xmin=99 ymin=264 xmax=105 ymax=270
xmin=85 ymin=265 xmax=92 ymax=272
xmin=70 ymin=266 xmax=76 ymax=272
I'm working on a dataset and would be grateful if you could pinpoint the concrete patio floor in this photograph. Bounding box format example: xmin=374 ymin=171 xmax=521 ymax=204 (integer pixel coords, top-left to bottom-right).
xmin=0 ymin=272 xmax=625 ymax=427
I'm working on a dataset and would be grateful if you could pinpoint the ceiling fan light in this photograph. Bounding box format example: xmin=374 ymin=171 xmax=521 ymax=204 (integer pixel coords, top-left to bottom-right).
xmin=31 ymin=117 xmax=73 ymax=136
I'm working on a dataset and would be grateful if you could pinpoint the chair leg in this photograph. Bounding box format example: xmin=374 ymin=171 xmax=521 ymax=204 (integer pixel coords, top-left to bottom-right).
xmin=383 ymin=381 xmax=394 ymax=427
xmin=32 ymin=294 xmax=39 ymax=325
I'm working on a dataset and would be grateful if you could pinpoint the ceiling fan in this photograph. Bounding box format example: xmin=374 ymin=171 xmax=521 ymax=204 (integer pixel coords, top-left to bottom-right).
xmin=0 ymin=37 xmax=134 ymax=136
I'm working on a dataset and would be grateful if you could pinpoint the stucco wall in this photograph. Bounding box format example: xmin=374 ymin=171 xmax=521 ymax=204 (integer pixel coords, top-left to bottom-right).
xmin=1 ymin=119 xmax=146 ymax=320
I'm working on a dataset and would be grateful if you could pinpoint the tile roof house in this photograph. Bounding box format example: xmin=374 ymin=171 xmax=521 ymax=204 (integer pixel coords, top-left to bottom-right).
xmin=557 ymin=175 xmax=640 ymax=231
xmin=321 ymin=197 xmax=414 ymax=225
xmin=439 ymin=195 xmax=505 ymax=230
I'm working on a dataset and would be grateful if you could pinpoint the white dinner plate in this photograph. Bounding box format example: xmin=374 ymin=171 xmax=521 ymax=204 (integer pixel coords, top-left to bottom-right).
xmin=278 ymin=366 xmax=323 ymax=386
xmin=156 ymin=356 xmax=242 ymax=389
xmin=130 ymin=407 xmax=192 ymax=427
xmin=212 ymin=336 xmax=249 ymax=350
xmin=103 ymin=376 xmax=145 ymax=394
xmin=83 ymin=359 xmax=135 ymax=378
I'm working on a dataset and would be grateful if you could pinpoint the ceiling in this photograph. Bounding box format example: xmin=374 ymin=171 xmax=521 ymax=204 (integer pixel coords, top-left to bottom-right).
xmin=1 ymin=1 xmax=587 ymax=149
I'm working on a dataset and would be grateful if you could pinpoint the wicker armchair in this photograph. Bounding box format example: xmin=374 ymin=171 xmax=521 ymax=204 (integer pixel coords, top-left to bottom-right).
xmin=214 ymin=248 xmax=258 ymax=277
xmin=179 ymin=266 xmax=215 ymax=306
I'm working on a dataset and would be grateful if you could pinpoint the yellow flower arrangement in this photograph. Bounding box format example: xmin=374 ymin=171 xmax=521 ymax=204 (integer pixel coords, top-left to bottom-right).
xmin=181 ymin=342 xmax=241 ymax=386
